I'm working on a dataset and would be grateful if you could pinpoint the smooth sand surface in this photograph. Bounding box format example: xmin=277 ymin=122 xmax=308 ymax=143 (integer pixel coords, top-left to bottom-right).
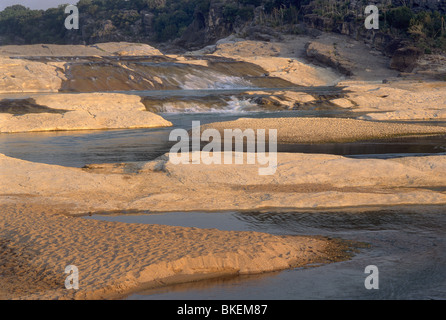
xmin=201 ymin=117 xmax=446 ymax=143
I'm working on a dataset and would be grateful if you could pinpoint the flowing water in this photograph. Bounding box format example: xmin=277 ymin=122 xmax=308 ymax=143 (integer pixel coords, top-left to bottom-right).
xmin=1 ymin=56 xmax=445 ymax=300
xmin=58 ymin=55 xmax=295 ymax=92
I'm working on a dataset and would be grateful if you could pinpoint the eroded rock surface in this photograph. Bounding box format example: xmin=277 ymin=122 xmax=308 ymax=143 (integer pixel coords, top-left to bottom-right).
xmin=0 ymin=93 xmax=172 ymax=133
xmin=0 ymin=57 xmax=65 ymax=93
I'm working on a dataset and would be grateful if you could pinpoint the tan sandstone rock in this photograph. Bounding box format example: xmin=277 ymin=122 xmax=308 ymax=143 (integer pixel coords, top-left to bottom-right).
xmin=0 ymin=93 xmax=172 ymax=133
xmin=0 ymin=57 xmax=65 ymax=93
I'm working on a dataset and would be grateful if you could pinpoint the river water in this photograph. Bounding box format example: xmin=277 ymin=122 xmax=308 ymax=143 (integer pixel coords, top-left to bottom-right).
xmin=1 ymin=57 xmax=445 ymax=300
xmin=1 ymin=109 xmax=446 ymax=167
xmin=87 ymin=207 xmax=446 ymax=300
xmin=2 ymin=100 xmax=445 ymax=300
xmin=7 ymin=104 xmax=440 ymax=300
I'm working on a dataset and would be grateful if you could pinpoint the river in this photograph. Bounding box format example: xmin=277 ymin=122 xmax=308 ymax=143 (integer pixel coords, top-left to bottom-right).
xmin=87 ymin=207 xmax=446 ymax=300
xmin=2 ymin=103 xmax=443 ymax=300
xmin=0 ymin=56 xmax=445 ymax=300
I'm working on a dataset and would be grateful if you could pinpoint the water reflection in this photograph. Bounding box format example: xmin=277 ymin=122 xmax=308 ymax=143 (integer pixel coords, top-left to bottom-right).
xmin=86 ymin=206 xmax=446 ymax=300
xmin=1 ymin=110 xmax=446 ymax=167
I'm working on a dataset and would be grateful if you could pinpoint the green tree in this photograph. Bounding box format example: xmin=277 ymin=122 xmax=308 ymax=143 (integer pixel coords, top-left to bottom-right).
xmin=386 ymin=6 xmax=414 ymax=31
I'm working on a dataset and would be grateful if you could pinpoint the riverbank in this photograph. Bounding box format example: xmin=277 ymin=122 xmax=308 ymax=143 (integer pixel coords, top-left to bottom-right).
xmin=0 ymin=201 xmax=349 ymax=300
xmin=205 ymin=34 xmax=446 ymax=122
xmin=2 ymin=150 xmax=446 ymax=299
xmin=0 ymin=93 xmax=172 ymax=133
xmin=2 ymin=151 xmax=446 ymax=215
xmin=1 ymin=34 xmax=445 ymax=124
xmin=201 ymin=117 xmax=446 ymax=143
xmin=1 ymin=32 xmax=446 ymax=300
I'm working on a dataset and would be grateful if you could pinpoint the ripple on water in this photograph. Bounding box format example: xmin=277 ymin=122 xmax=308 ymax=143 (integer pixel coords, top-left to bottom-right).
xmin=85 ymin=206 xmax=446 ymax=300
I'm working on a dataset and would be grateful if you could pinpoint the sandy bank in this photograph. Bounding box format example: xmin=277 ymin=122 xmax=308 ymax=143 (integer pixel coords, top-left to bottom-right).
xmin=201 ymin=117 xmax=446 ymax=143
xmin=2 ymin=150 xmax=446 ymax=299
xmin=358 ymin=109 xmax=446 ymax=121
xmin=0 ymin=202 xmax=345 ymax=300
xmin=0 ymin=93 xmax=172 ymax=133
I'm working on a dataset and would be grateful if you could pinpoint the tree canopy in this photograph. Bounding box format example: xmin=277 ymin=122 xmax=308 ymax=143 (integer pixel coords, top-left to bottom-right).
xmin=0 ymin=0 xmax=444 ymax=52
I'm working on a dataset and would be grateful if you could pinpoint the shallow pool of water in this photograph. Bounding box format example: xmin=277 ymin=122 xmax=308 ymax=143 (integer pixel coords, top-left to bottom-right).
xmin=85 ymin=206 xmax=446 ymax=300
xmin=1 ymin=110 xmax=445 ymax=167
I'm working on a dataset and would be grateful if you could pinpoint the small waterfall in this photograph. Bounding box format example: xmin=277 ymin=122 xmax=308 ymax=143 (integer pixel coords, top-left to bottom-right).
xmin=144 ymin=96 xmax=261 ymax=114
xmin=179 ymin=71 xmax=253 ymax=90
xmin=62 ymin=59 xmax=259 ymax=92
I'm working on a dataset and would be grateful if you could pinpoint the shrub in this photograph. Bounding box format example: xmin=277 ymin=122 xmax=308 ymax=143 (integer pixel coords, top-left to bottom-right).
xmin=386 ymin=6 xmax=414 ymax=31
xmin=223 ymin=4 xmax=239 ymax=24
xmin=237 ymin=7 xmax=255 ymax=21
